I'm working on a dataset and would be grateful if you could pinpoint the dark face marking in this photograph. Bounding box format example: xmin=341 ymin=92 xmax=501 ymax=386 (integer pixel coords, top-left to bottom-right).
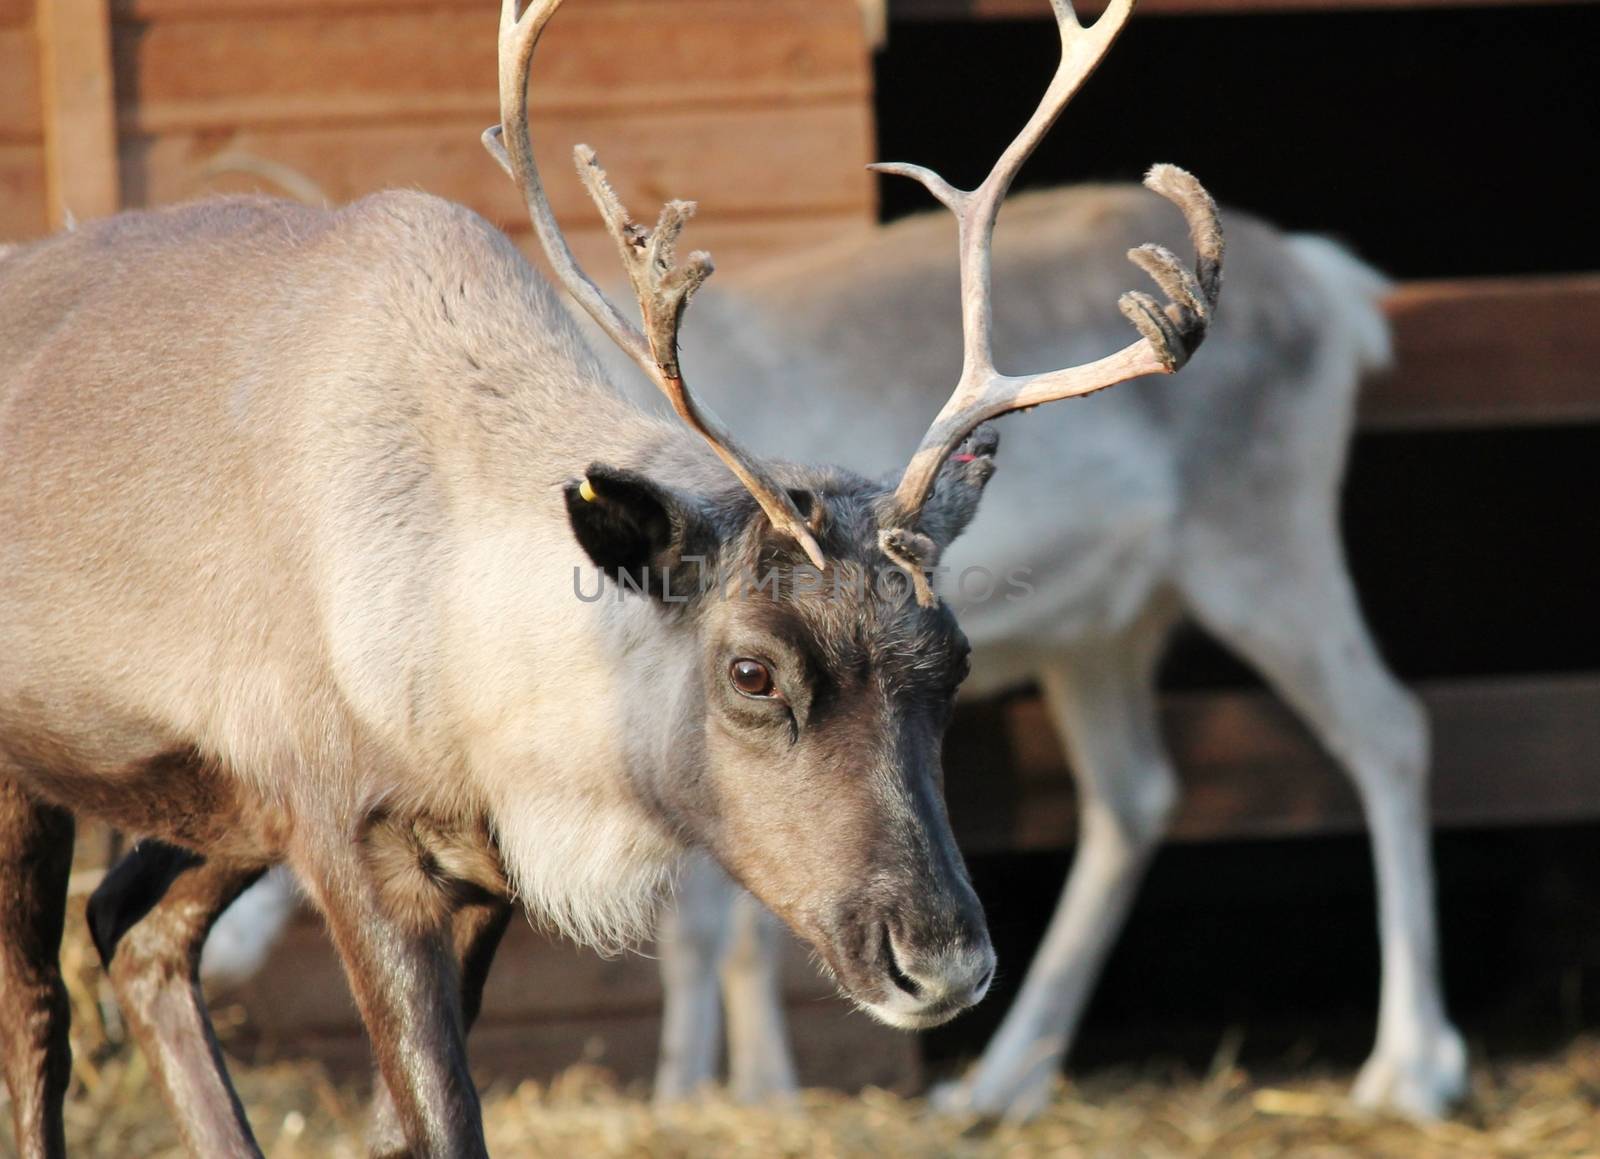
xmin=639 ymin=465 xmax=995 ymax=1029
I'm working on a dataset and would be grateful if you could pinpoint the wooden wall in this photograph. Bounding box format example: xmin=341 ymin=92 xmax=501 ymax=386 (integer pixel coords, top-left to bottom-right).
xmin=2 ymin=0 xmax=878 ymax=269
xmin=0 ymin=0 xmax=46 ymax=238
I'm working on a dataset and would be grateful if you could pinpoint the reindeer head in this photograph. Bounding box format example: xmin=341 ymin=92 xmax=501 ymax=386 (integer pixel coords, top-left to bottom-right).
xmin=489 ymin=0 xmax=1222 ymax=1028
xmin=558 ymin=442 xmax=998 ymax=1026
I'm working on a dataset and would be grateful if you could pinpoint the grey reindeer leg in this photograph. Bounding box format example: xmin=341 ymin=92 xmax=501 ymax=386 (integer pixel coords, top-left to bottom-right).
xmin=933 ymin=602 xmax=1180 ymax=1122
xmin=1180 ymin=511 xmax=1465 ymax=1117
xmin=721 ymin=886 xmax=797 ymax=1104
xmin=654 ymin=854 xmax=735 ymax=1103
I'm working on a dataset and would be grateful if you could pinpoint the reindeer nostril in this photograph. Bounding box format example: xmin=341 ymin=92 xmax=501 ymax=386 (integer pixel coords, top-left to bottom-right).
xmin=973 ymin=961 xmax=995 ymax=997
xmin=880 ymin=926 xmax=921 ymax=999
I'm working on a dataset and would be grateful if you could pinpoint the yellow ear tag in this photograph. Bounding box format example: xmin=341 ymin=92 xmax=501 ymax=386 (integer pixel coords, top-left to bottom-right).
xmin=578 ymin=478 xmax=598 ymax=503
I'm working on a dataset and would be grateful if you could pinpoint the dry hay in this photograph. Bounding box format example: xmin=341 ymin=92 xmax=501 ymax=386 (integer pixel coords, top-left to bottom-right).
xmin=8 ymin=1039 xmax=1600 ymax=1159
xmin=3 ymin=901 xmax=1598 ymax=1158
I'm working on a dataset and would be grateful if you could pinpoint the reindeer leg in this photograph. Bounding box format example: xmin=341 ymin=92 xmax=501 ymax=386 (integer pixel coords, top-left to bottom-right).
xmin=932 ymin=602 xmax=1179 ymax=1122
xmin=0 ymin=777 xmax=74 ymax=1159
xmin=451 ymin=899 xmax=514 ymax=1046
xmin=1181 ymin=515 xmax=1465 ymax=1119
xmin=366 ymin=895 xmax=513 ymax=1159
xmin=292 ymin=827 xmax=485 ymax=1159
xmin=653 ymin=853 xmax=733 ymax=1104
xmin=88 ymin=841 xmax=268 ymax=1159
xmin=722 ymin=885 xmax=798 ymax=1104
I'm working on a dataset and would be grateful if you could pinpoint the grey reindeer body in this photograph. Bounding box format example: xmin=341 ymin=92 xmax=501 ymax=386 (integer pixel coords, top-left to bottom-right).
xmin=204 ymin=183 xmax=1466 ymax=1119
xmin=628 ymin=186 xmax=1467 ymax=1119
xmin=0 ymin=194 xmax=688 ymax=931
xmin=0 ymin=193 xmax=687 ymax=1157
xmin=0 ymin=191 xmax=1001 ymax=1157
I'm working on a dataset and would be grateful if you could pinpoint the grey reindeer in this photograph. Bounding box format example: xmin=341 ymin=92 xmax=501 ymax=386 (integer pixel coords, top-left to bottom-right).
xmin=635 ymin=190 xmax=1465 ymax=1120
xmin=202 ymin=188 xmax=1455 ymax=1121
xmin=0 ymin=0 xmax=1220 ymax=1155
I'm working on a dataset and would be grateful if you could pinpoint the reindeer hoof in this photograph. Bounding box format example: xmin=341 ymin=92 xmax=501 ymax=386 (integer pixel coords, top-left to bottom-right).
xmin=927 ymin=1069 xmax=1055 ymax=1124
xmin=1351 ymin=1025 xmax=1468 ymax=1119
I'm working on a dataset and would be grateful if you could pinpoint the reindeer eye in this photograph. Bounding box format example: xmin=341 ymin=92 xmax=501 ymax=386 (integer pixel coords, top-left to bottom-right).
xmin=729 ymin=658 xmax=778 ymax=699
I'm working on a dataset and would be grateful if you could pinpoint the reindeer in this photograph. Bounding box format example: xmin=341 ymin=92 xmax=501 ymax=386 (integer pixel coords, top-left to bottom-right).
xmin=0 ymin=0 xmax=1220 ymax=1155
xmin=629 ymin=195 xmax=1466 ymax=1120
xmin=189 ymin=4 xmax=1464 ymax=1124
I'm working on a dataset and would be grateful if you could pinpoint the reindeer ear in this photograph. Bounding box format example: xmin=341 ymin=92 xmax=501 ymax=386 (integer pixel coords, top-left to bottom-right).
xmin=916 ymin=425 xmax=999 ymax=548
xmin=564 ymin=464 xmax=712 ymax=600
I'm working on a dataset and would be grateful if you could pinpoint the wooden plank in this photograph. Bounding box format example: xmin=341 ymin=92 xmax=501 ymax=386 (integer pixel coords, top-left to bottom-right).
xmin=241 ymin=1001 xmax=919 ymax=1093
xmin=0 ymin=26 xmax=42 ymax=142
xmin=113 ymin=3 xmax=868 ymax=135
xmin=36 ymin=0 xmax=119 ymax=226
xmin=893 ymin=0 xmax=1600 ymax=17
xmin=244 ymin=1017 xmax=671 ymax=1086
xmin=1364 ymin=276 xmax=1600 ymax=429
xmin=951 ymin=674 xmax=1600 ymax=853
xmin=0 ymin=144 xmax=47 ymax=241
xmin=114 ymin=0 xmax=838 ymax=20
xmin=231 ymin=911 xmax=839 ymax=1040
xmin=523 ymin=214 xmax=876 ymax=278
xmin=226 ymin=899 xmax=918 ymax=1093
xmin=115 ymin=0 xmax=478 ymax=13
xmin=467 ymin=1000 xmax=918 ymax=1092
xmin=119 ymin=103 xmax=874 ymax=223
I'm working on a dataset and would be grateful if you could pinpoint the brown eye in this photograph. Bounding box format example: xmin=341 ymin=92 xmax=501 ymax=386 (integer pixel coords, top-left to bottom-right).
xmin=729 ymin=658 xmax=778 ymax=699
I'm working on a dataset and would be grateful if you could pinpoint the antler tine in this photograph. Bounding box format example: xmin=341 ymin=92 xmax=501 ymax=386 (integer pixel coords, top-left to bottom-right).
xmin=869 ymin=0 xmax=1136 ymax=392
xmin=876 ymin=0 xmax=1226 ymax=520
xmin=573 ymin=146 xmax=713 ymax=383
xmin=483 ymin=0 xmax=824 ymax=568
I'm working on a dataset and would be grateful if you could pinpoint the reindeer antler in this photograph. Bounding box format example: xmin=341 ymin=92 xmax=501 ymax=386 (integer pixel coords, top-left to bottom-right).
xmin=483 ymin=0 xmax=825 ymax=568
xmin=877 ymin=0 xmax=1225 ymax=524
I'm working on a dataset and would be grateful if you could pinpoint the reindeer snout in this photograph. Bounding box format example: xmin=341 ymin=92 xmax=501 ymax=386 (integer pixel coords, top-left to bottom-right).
xmin=861 ymin=903 xmax=994 ymax=1031
xmin=886 ymin=925 xmax=995 ymax=1010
